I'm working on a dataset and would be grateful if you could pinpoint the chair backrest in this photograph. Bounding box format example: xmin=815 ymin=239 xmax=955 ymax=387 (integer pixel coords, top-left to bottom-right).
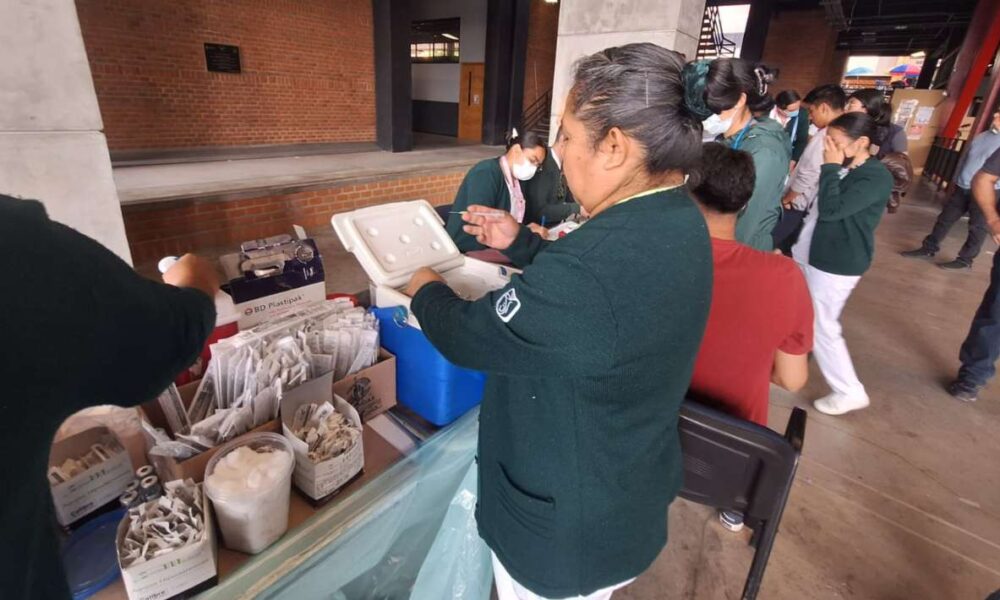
xmin=677 ymin=401 xmax=805 ymax=523
xmin=434 ymin=203 xmax=453 ymax=225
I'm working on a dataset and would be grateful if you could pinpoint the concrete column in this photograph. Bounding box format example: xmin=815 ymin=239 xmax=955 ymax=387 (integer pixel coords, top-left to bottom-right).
xmin=547 ymin=0 xmax=707 ymax=142
xmin=0 ymin=0 xmax=132 ymax=263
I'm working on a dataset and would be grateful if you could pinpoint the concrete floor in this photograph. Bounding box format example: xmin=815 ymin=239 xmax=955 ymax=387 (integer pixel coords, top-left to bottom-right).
xmin=140 ymin=181 xmax=1000 ymax=599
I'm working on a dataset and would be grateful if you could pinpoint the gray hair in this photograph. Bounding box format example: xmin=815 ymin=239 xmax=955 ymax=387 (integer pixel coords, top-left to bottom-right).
xmin=569 ymin=43 xmax=703 ymax=174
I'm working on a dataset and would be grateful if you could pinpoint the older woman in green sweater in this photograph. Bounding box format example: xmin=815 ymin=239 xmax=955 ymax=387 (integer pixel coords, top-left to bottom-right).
xmin=797 ymin=112 xmax=893 ymax=416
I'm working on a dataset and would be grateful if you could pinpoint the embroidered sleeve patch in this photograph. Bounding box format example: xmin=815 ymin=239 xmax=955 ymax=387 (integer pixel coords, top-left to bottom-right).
xmin=495 ymin=288 xmax=522 ymax=323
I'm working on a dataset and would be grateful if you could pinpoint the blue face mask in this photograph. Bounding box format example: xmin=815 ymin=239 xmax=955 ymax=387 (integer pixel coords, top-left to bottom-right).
xmin=786 ymin=110 xmax=800 ymax=118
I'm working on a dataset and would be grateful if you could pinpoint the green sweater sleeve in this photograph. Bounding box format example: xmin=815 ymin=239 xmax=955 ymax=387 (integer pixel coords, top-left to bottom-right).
xmin=411 ymin=249 xmax=616 ymax=378
xmin=502 ymin=225 xmax=550 ymax=268
xmin=818 ymin=163 xmax=891 ymax=221
xmin=0 ymin=198 xmax=216 ymax=413
xmin=447 ymin=162 xmax=507 ymax=252
xmin=735 ymin=144 xmax=785 ymax=251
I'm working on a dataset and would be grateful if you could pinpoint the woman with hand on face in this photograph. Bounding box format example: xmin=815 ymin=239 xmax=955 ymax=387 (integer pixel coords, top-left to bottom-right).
xmin=445 ymin=130 xmax=547 ymax=252
xmin=404 ymin=43 xmax=712 ymax=600
xmin=797 ymin=112 xmax=893 ymax=417
xmin=690 ymin=58 xmax=790 ymax=252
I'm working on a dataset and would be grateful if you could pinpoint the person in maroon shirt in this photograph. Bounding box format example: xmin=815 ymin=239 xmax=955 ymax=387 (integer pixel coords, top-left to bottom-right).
xmin=688 ymin=142 xmax=814 ymax=532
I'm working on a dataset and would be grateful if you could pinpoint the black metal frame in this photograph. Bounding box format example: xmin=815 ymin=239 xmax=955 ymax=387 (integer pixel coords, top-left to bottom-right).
xmin=677 ymin=402 xmax=807 ymax=600
xmin=924 ymin=136 xmax=966 ymax=190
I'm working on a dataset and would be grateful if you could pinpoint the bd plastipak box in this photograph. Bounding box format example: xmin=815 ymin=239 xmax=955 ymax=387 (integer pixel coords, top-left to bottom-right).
xmin=332 ymin=200 xmax=511 ymax=425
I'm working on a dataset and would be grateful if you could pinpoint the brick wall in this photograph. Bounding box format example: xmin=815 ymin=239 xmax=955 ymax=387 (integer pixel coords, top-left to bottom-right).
xmin=122 ymin=170 xmax=466 ymax=263
xmin=522 ymin=0 xmax=560 ymax=113
xmin=761 ymin=9 xmax=846 ymax=99
xmin=76 ymin=0 xmax=376 ymax=151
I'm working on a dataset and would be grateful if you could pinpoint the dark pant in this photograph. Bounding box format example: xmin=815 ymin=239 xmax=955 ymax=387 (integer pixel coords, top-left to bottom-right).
xmin=959 ymin=251 xmax=1000 ymax=387
xmin=922 ymin=188 xmax=989 ymax=264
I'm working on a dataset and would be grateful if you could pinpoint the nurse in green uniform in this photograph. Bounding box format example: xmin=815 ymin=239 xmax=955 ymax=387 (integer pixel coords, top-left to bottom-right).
xmin=446 ymin=130 xmax=548 ymax=252
xmin=692 ymin=58 xmax=790 ymax=252
xmin=405 ymin=44 xmax=712 ymax=599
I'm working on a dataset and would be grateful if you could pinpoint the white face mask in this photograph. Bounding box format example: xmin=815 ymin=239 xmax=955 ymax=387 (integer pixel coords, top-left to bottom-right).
xmin=512 ymin=160 xmax=537 ymax=181
xmin=702 ymin=113 xmax=733 ymax=141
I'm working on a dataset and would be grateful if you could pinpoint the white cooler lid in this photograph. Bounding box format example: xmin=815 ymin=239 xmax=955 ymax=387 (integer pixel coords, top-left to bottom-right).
xmin=331 ymin=200 xmax=465 ymax=289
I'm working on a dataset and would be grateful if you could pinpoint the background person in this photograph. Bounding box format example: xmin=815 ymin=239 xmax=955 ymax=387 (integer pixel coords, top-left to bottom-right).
xmin=522 ymin=126 xmax=585 ymax=226
xmin=687 ymin=143 xmax=813 ymax=533
xmin=404 ymin=43 xmax=711 ymax=600
xmin=845 ymin=89 xmax=908 ymax=159
xmin=446 ymin=130 xmax=547 ymax=252
xmin=771 ymin=89 xmax=810 ymax=167
xmin=778 ymin=84 xmax=847 ymax=254
xmin=797 ymin=113 xmax=893 ymax=416
xmin=901 ymin=110 xmax=1000 ymax=270
xmin=0 ymin=195 xmax=217 ymax=600
xmin=947 ymin=146 xmax=1000 ymax=402
xmin=692 ymin=58 xmax=790 ymax=252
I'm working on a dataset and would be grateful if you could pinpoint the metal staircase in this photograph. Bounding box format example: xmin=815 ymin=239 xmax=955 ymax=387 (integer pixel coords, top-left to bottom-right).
xmin=697 ymin=4 xmax=737 ymax=59
xmin=521 ymin=89 xmax=552 ymax=139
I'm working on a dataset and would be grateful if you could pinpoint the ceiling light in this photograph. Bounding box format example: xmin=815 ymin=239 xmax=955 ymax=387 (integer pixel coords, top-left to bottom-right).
xmin=544 ymin=0 xmax=559 ymax=4
xmin=911 ymin=51 xmax=926 ymax=58
xmin=442 ymin=33 xmax=459 ymax=41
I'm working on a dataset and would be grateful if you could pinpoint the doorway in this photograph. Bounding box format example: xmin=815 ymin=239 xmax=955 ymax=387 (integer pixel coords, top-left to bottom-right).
xmin=458 ymin=63 xmax=485 ymax=140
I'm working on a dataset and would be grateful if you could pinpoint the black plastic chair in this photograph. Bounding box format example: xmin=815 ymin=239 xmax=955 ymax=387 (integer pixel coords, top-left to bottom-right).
xmin=434 ymin=203 xmax=453 ymax=224
xmin=677 ymin=401 xmax=807 ymax=600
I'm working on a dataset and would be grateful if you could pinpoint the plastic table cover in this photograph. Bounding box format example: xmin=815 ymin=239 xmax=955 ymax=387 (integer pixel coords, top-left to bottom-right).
xmin=195 ymin=407 xmax=492 ymax=600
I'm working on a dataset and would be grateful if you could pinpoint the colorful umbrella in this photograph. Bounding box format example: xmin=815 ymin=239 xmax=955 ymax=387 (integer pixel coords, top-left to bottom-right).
xmin=889 ymin=64 xmax=921 ymax=77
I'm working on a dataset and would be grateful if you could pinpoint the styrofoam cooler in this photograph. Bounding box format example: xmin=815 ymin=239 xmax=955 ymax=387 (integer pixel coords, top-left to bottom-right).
xmin=332 ymin=200 xmax=514 ymax=425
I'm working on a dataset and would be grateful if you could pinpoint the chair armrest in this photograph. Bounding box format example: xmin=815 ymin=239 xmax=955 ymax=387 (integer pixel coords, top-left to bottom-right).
xmin=784 ymin=407 xmax=807 ymax=453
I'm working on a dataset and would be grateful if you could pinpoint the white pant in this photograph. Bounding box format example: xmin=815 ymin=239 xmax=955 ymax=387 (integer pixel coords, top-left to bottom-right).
xmin=800 ymin=264 xmax=867 ymax=398
xmin=492 ymin=554 xmax=633 ymax=600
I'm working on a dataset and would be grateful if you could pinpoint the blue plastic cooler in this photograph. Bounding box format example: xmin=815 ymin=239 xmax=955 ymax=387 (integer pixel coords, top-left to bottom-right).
xmin=373 ymin=307 xmax=486 ymax=426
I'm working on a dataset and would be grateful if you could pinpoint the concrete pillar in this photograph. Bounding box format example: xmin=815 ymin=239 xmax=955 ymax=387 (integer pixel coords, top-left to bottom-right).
xmin=547 ymin=0 xmax=707 ymax=142
xmin=0 ymin=0 xmax=132 ymax=263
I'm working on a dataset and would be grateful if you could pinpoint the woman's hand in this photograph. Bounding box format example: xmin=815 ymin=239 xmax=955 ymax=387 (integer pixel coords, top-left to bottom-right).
xmin=405 ymin=267 xmax=445 ymax=297
xmin=823 ymin=135 xmax=845 ymax=166
xmin=527 ymin=223 xmax=549 ymax=239
xmin=462 ymin=205 xmax=520 ymax=250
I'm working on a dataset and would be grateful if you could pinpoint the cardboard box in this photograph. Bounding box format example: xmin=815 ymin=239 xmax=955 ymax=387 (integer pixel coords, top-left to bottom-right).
xmin=117 ymin=484 xmax=218 ymax=600
xmin=219 ymin=236 xmax=326 ymax=330
xmin=142 ymin=382 xmax=280 ymax=484
xmin=281 ymin=371 xmax=365 ymax=501
xmin=333 ymin=348 xmax=397 ymax=422
xmin=49 ymin=427 xmax=134 ymax=527
xmin=232 ymin=280 xmax=326 ymax=329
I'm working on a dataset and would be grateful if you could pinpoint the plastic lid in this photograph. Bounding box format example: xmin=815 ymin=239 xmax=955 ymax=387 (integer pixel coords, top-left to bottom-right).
xmin=61 ymin=508 xmax=127 ymax=599
xmin=331 ymin=200 xmax=464 ymax=289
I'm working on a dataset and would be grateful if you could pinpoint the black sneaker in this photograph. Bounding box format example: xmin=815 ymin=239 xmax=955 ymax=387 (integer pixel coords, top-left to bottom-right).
xmin=939 ymin=259 xmax=973 ymax=270
xmin=947 ymin=380 xmax=981 ymax=402
xmin=901 ymin=247 xmax=935 ymax=259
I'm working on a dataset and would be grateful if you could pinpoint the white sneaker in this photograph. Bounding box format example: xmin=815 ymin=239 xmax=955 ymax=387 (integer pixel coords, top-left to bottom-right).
xmin=813 ymin=393 xmax=870 ymax=416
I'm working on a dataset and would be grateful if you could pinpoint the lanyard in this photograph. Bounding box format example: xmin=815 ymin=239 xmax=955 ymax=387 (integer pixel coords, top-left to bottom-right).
xmin=730 ymin=120 xmax=753 ymax=150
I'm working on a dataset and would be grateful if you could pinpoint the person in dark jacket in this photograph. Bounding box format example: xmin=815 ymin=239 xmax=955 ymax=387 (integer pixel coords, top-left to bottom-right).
xmin=771 ymin=89 xmax=810 ymax=167
xmin=796 ymin=113 xmax=893 ymax=416
xmin=405 ymin=43 xmax=711 ymax=599
xmin=0 ymin=195 xmax=217 ymax=600
xmin=521 ymin=126 xmax=583 ymax=226
xmin=691 ymin=57 xmax=790 ymax=251
xmin=948 ymin=146 xmax=1000 ymax=402
xmin=446 ymin=131 xmax=547 ymax=252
